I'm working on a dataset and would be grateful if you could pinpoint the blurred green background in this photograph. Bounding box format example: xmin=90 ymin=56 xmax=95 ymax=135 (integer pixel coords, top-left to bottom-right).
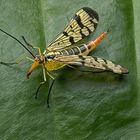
xmin=0 ymin=0 xmax=139 ymax=139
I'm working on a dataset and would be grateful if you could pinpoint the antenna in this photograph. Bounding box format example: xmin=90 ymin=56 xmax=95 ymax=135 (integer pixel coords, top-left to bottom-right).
xmin=0 ymin=28 xmax=35 ymax=58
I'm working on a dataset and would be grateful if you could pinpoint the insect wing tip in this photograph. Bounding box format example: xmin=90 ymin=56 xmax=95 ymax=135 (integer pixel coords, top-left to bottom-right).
xmin=122 ymin=68 xmax=129 ymax=74
xmin=82 ymin=7 xmax=99 ymax=21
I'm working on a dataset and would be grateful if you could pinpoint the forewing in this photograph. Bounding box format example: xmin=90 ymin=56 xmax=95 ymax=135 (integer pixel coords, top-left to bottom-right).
xmin=54 ymin=55 xmax=128 ymax=74
xmin=47 ymin=7 xmax=99 ymax=52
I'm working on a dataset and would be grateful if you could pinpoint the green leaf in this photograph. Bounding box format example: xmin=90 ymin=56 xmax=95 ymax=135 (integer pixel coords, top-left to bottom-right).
xmin=0 ymin=0 xmax=139 ymax=139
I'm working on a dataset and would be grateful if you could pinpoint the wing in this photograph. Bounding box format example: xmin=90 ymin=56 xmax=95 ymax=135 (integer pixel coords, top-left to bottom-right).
xmin=54 ymin=55 xmax=129 ymax=74
xmin=47 ymin=7 xmax=99 ymax=52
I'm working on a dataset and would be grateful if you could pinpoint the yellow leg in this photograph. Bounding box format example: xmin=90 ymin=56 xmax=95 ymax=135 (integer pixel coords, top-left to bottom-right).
xmin=35 ymin=65 xmax=55 ymax=108
xmin=33 ymin=47 xmax=42 ymax=55
xmin=35 ymin=66 xmax=55 ymax=107
xmin=67 ymin=64 xmax=77 ymax=70
xmin=26 ymin=57 xmax=34 ymax=62
xmin=47 ymin=72 xmax=54 ymax=80
xmin=45 ymin=66 xmax=55 ymax=108
xmin=35 ymin=66 xmax=47 ymax=99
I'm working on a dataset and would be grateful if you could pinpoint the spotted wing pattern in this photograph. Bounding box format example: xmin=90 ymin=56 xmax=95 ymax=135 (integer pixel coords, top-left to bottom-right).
xmin=47 ymin=7 xmax=99 ymax=52
xmin=54 ymin=55 xmax=128 ymax=74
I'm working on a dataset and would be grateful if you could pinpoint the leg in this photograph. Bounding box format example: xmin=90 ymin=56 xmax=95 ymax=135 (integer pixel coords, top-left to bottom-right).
xmin=47 ymin=79 xmax=55 ymax=108
xmin=35 ymin=66 xmax=47 ymax=99
xmin=22 ymin=36 xmax=41 ymax=55
xmin=46 ymin=71 xmax=55 ymax=108
xmin=67 ymin=64 xmax=78 ymax=70
xmin=0 ymin=55 xmax=33 ymax=66
xmin=22 ymin=36 xmax=34 ymax=48
xmin=0 ymin=61 xmax=19 ymax=65
xmin=43 ymin=65 xmax=55 ymax=107
xmin=35 ymin=66 xmax=55 ymax=107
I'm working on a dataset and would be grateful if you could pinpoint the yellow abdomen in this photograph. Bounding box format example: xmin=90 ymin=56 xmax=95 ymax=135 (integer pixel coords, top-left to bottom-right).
xmin=45 ymin=60 xmax=66 ymax=71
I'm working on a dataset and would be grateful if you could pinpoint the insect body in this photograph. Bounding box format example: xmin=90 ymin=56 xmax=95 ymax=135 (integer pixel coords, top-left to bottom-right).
xmin=0 ymin=7 xmax=128 ymax=107
xmin=27 ymin=31 xmax=110 ymax=76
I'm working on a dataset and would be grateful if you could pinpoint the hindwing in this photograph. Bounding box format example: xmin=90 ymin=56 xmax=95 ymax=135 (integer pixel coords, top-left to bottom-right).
xmin=54 ymin=55 xmax=128 ymax=74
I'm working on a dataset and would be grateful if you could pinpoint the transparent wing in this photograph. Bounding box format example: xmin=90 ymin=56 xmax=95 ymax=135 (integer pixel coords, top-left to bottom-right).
xmin=47 ymin=7 xmax=99 ymax=52
xmin=54 ymin=55 xmax=128 ymax=74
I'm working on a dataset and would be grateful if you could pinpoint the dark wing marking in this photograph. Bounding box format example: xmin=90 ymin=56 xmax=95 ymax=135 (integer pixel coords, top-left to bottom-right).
xmin=54 ymin=55 xmax=128 ymax=74
xmin=47 ymin=7 xmax=99 ymax=52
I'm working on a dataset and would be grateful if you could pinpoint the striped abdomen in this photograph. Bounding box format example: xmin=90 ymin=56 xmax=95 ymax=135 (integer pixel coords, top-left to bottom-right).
xmin=44 ymin=31 xmax=108 ymax=59
xmin=44 ymin=44 xmax=89 ymax=60
xmin=58 ymin=31 xmax=108 ymax=56
xmin=58 ymin=44 xmax=89 ymax=56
